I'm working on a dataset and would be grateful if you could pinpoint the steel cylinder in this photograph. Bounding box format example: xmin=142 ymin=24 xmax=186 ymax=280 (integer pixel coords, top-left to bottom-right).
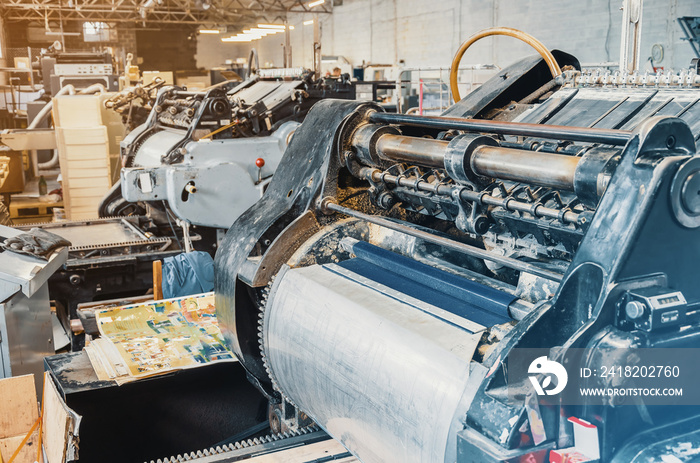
xmin=358 ymin=130 xmax=619 ymax=195
xmin=470 ymin=145 xmax=580 ymax=191
xmin=374 ymin=133 xmax=448 ymax=167
xmin=263 ymin=264 xmax=481 ymax=463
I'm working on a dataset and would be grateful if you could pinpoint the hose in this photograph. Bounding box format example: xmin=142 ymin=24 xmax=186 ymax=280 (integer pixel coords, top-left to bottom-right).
xmin=449 ymin=27 xmax=562 ymax=103
xmin=28 ymin=85 xmax=76 ymax=130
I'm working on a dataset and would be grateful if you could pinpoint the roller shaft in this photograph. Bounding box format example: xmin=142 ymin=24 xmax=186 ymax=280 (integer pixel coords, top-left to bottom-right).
xmin=324 ymin=200 xmax=564 ymax=282
xmin=375 ymin=133 xmax=447 ymax=167
xmin=372 ymin=133 xmax=582 ymax=191
xmin=471 ymin=145 xmax=580 ymax=191
xmin=369 ymin=112 xmax=632 ymax=146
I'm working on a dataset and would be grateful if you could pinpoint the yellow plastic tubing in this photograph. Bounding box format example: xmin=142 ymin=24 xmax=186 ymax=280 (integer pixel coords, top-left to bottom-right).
xmin=450 ymin=27 xmax=562 ymax=102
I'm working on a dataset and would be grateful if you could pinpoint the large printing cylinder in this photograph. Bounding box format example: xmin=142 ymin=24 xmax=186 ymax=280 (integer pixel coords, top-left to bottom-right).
xmin=263 ymin=261 xmax=490 ymax=463
xmin=352 ymin=125 xmax=619 ymax=199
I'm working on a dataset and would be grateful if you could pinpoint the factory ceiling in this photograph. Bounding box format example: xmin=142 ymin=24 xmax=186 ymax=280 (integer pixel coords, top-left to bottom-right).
xmin=0 ymin=0 xmax=331 ymax=27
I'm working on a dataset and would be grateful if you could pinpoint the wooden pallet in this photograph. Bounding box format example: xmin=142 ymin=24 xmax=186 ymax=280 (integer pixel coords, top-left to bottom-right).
xmin=9 ymin=197 xmax=63 ymax=224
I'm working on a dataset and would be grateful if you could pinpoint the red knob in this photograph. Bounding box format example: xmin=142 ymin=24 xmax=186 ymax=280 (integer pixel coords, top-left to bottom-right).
xmin=255 ymin=158 xmax=265 ymax=168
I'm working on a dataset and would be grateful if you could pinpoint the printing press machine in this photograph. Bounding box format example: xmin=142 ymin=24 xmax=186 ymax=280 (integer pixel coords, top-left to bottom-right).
xmin=108 ymin=68 xmax=356 ymax=230
xmin=209 ymin=49 xmax=700 ymax=463
xmin=38 ymin=47 xmax=700 ymax=462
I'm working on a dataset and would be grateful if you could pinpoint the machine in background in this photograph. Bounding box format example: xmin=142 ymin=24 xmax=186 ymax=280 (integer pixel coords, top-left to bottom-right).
xmin=36 ymin=49 xmax=119 ymax=97
xmin=9 ymin=68 xmax=356 ymax=352
xmin=108 ymin=68 xmax=355 ymax=233
xmin=103 ymin=77 xmax=167 ymax=132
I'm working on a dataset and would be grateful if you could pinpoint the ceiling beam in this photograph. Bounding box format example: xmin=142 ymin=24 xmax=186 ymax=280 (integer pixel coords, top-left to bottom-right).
xmin=0 ymin=0 xmax=332 ymax=26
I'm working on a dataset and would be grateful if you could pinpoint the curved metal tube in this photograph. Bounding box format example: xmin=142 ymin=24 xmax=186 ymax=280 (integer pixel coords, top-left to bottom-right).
xmin=450 ymin=27 xmax=562 ymax=102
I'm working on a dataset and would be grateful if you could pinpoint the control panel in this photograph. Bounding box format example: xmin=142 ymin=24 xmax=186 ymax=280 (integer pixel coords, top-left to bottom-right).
xmin=54 ymin=63 xmax=113 ymax=76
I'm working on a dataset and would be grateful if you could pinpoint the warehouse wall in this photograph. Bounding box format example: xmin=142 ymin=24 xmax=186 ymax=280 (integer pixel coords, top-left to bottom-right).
xmin=137 ymin=29 xmax=198 ymax=72
xmin=222 ymin=0 xmax=699 ymax=73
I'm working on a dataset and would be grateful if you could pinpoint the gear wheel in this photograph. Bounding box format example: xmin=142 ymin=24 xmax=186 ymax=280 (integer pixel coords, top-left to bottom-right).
xmin=146 ymin=424 xmax=321 ymax=463
xmin=257 ymin=274 xmax=301 ymax=410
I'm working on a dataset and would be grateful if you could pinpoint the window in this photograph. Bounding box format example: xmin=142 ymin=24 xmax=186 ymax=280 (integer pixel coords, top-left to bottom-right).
xmin=83 ymin=22 xmax=117 ymax=42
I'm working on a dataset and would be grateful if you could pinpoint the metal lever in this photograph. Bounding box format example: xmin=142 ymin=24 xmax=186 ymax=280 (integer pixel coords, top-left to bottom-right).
xmin=255 ymin=158 xmax=265 ymax=183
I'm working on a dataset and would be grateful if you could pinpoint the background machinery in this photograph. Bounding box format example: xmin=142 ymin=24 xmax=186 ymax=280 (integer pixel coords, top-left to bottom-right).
xmin=31 ymin=68 xmax=356 ymax=351
xmin=110 ymin=68 xmax=355 ymax=234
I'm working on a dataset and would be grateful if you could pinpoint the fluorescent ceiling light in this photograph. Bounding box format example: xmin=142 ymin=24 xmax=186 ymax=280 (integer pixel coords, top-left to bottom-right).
xmin=303 ymin=19 xmax=314 ymax=25
xmin=257 ymin=24 xmax=285 ymax=29
xmin=308 ymin=0 xmax=324 ymax=7
xmin=222 ymin=36 xmax=258 ymax=42
xmin=198 ymin=29 xmax=220 ymax=34
xmin=289 ymin=25 xmax=295 ymax=30
xmin=244 ymin=28 xmax=280 ymax=36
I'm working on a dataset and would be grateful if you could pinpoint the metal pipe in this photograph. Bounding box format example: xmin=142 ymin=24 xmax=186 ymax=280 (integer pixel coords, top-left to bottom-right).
xmin=375 ymin=133 xmax=447 ymax=167
xmin=369 ymin=112 xmax=632 ymax=146
xmin=471 ymin=145 xmax=580 ymax=191
xmin=323 ymin=200 xmax=564 ymax=282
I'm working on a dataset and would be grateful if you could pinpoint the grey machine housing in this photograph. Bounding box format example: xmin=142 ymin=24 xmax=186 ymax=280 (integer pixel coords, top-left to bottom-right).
xmin=0 ymin=224 xmax=68 ymax=394
xmin=121 ymin=119 xmax=297 ymax=229
xmin=118 ymin=71 xmax=356 ymax=230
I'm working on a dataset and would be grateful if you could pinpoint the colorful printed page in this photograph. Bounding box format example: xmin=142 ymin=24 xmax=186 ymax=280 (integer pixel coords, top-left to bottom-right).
xmin=94 ymin=292 xmax=235 ymax=378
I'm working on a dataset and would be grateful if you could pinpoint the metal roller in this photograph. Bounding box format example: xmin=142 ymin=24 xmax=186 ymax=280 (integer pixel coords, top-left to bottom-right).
xmin=262 ymin=263 xmax=483 ymax=463
xmin=368 ymin=112 xmax=633 ymax=146
xmin=375 ymin=133 xmax=447 ymax=168
xmin=353 ymin=128 xmax=618 ymax=198
xmin=470 ymin=145 xmax=580 ymax=191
